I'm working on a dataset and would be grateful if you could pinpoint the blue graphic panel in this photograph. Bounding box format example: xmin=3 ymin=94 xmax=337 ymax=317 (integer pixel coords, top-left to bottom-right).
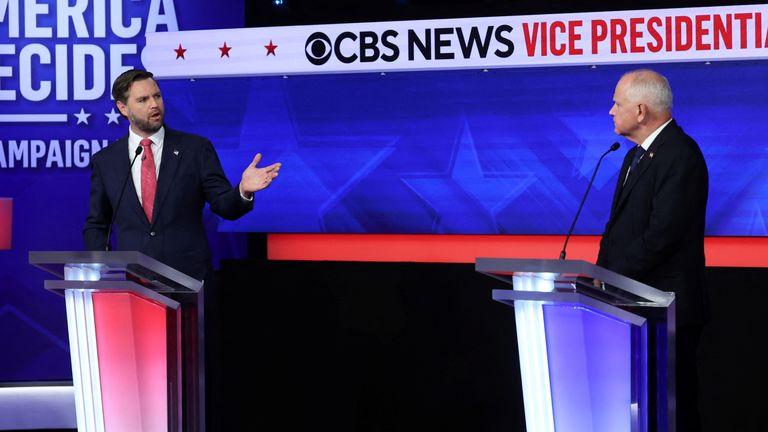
xmin=159 ymin=61 xmax=767 ymax=235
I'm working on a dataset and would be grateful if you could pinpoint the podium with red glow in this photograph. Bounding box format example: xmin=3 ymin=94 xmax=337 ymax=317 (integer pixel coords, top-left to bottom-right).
xmin=29 ymin=251 xmax=204 ymax=432
xmin=476 ymin=258 xmax=676 ymax=432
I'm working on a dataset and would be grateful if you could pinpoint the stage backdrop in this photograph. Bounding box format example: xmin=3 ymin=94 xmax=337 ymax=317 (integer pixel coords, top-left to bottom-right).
xmin=2 ymin=3 xmax=768 ymax=380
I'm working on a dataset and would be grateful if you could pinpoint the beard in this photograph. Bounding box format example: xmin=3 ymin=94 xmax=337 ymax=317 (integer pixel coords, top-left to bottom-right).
xmin=128 ymin=110 xmax=164 ymax=135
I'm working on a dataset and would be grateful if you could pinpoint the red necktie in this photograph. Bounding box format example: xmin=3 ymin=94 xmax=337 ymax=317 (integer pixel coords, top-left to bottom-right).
xmin=140 ymin=138 xmax=157 ymax=223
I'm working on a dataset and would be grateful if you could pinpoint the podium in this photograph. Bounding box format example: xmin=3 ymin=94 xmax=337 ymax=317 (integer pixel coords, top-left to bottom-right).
xmin=476 ymin=258 xmax=676 ymax=432
xmin=29 ymin=251 xmax=204 ymax=432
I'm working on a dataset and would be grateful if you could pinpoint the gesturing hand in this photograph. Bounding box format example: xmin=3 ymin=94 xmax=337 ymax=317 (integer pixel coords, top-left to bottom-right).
xmin=240 ymin=153 xmax=281 ymax=198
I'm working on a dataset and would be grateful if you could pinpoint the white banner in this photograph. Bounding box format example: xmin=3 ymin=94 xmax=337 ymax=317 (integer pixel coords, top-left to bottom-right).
xmin=143 ymin=4 xmax=768 ymax=78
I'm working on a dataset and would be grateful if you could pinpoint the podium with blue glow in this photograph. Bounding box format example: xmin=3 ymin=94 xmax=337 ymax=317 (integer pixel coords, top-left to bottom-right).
xmin=29 ymin=251 xmax=204 ymax=432
xmin=476 ymin=258 xmax=676 ymax=432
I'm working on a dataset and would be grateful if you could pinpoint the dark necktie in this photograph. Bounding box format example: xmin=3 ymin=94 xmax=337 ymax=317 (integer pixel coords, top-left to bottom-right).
xmin=624 ymin=146 xmax=645 ymax=185
xmin=140 ymin=139 xmax=157 ymax=223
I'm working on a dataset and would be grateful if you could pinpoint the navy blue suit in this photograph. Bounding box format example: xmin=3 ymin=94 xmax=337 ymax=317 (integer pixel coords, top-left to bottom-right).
xmin=83 ymin=127 xmax=253 ymax=280
xmin=597 ymin=120 xmax=708 ymax=326
xmin=598 ymin=119 xmax=709 ymax=431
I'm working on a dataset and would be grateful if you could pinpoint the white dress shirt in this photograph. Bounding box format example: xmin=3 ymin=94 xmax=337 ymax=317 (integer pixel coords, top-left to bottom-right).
xmin=624 ymin=118 xmax=673 ymax=184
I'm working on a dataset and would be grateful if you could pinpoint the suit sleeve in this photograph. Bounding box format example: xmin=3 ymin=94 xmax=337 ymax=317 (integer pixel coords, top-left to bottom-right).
xmin=199 ymin=139 xmax=254 ymax=220
xmin=610 ymin=144 xmax=707 ymax=279
xmin=82 ymin=156 xmax=112 ymax=250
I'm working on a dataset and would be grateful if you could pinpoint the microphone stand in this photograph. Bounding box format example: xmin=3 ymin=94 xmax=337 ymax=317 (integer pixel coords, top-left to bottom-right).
xmin=105 ymin=145 xmax=143 ymax=251
xmin=559 ymin=142 xmax=620 ymax=260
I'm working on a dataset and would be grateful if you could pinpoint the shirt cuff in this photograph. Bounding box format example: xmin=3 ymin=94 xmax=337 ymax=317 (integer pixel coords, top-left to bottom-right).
xmin=239 ymin=184 xmax=253 ymax=202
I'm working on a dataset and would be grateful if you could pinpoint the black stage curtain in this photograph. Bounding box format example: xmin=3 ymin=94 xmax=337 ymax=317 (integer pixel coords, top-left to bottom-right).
xmin=211 ymin=259 xmax=766 ymax=432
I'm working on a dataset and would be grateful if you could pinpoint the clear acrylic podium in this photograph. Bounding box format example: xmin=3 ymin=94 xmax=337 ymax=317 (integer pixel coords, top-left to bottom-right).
xmin=476 ymin=258 xmax=676 ymax=432
xmin=29 ymin=251 xmax=204 ymax=432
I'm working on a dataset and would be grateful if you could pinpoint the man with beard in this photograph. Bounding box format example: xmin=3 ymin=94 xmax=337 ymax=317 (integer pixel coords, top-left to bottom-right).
xmin=83 ymin=69 xmax=280 ymax=430
xmin=83 ymin=69 xmax=280 ymax=278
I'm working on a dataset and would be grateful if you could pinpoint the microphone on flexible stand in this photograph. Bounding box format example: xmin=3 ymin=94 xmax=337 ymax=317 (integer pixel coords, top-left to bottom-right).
xmin=559 ymin=142 xmax=620 ymax=260
xmin=105 ymin=145 xmax=143 ymax=251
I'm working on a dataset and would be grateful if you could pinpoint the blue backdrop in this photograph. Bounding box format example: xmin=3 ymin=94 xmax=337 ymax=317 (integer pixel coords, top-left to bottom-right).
xmin=158 ymin=60 xmax=767 ymax=235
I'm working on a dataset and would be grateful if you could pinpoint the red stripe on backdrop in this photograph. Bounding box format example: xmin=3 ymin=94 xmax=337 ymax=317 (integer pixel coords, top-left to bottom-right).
xmin=0 ymin=198 xmax=11 ymax=250
xmin=267 ymin=234 xmax=768 ymax=268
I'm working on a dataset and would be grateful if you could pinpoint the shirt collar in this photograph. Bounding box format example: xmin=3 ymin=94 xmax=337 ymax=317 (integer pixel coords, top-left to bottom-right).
xmin=639 ymin=118 xmax=673 ymax=151
xmin=128 ymin=126 xmax=165 ymax=147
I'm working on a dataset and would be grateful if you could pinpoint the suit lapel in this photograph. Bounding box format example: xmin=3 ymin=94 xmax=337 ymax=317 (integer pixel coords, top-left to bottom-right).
xmin=609 ymin=149 xmax=633 ymax=218
xmin=611 ymin=120 xmax=678 ymax=218
xmin=151 ymin=128 xmax=182 ymax=226
xmin=616 ymin=145 xmax=654 ymax=206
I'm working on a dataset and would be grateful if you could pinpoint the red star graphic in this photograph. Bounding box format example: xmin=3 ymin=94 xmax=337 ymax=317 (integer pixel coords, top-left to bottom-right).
xmin=219 ymin=42 xmax=232 ymax=58
xmin=264 ymin=40 xmax=278 ymax=56
xmin=174 ymin=44 xmax=187 ymax=59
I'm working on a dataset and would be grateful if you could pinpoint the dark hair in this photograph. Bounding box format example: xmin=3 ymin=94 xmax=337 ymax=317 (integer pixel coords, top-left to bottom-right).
xmin=111 ymin=69 xmax=155 ymax=103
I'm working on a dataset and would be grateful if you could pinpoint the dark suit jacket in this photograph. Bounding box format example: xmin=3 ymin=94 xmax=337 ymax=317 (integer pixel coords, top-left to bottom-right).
xmin=83 ymin=127 xmax=253 ymax=280
xmin=597 ymin=120 xmax=708 ymax=325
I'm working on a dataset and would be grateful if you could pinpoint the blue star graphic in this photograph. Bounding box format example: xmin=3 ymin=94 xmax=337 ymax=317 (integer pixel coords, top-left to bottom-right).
xmin=557 ymin=114 xmax=625 ymax=189
xmin=105 ymin=108 xmax=121 ymax=125
xmin=74 ymin=108 xmax=91 ymax=125
xmin=401 ymin=120 xmax=536 ymax=233
xmin=215 ymin=79 xmax=399 ymax=232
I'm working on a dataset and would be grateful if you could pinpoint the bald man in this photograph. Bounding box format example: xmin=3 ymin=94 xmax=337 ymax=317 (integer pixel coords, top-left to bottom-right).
xmin=597 ymin=69 xmax=708 ymax=432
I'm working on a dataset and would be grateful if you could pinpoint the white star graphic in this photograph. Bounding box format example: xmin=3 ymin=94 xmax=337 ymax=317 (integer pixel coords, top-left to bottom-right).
xmin=105 ymin=108 xmax=120 ymax=125
xmin=74 ymin=108 xmax=91 ymax=125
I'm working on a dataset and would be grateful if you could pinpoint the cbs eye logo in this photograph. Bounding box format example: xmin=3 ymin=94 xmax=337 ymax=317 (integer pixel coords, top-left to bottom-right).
xmin=305 ymin=32 xmax=333 ymax=65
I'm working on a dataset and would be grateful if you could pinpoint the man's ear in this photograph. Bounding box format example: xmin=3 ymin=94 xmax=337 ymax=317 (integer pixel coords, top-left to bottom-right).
xmin=116 ymin=101 xmax=128 ymax=118
xmin=636 ymin=103 xmax=648 ymax=123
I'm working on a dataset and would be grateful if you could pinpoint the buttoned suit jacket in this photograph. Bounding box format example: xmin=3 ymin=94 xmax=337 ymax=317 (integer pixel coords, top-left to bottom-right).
xmin=83 ymin=127 xmax=253 ymax=280
xmin=597 ymin=120 xmax=708 ymax=325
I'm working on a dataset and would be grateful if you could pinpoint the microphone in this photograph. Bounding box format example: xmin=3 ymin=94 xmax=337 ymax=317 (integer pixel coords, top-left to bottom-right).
xmin=105 ymin=145 xmax=143 ymax=251
xmin=559 ymin=142 xmax=620 ymax=260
